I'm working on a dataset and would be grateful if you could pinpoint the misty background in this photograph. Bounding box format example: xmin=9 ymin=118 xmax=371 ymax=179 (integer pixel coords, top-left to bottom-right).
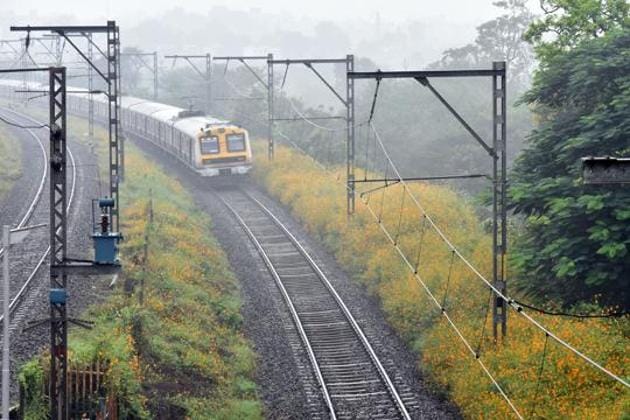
xmin=1 ymin=0 xmax=538 ymax=194
xmin=1 ymin=0 xmax=526 ymax=68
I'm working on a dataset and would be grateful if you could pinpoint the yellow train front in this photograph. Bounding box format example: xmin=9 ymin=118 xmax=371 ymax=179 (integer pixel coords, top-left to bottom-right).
xmin=108 ymin=96 xmax=253 ymax=178
xmin=197 ymin=124 xmax=252 ymax=176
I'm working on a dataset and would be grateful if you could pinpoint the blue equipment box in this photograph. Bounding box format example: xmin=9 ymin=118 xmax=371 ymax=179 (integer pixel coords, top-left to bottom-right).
xmin=49 ymin=288 xmax=67 ymax=305
xmin=92 ymin=232 xmax=121 ymax=264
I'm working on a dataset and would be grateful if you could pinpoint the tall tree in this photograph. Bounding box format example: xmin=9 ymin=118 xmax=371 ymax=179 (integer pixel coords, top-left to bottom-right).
xmin=510 ymin=26 xmax=630 ymax=309
xmin=525 ymin=0 xmax=629 ymax=61
xmin=436 ymin=0 xmax=535 ymax=91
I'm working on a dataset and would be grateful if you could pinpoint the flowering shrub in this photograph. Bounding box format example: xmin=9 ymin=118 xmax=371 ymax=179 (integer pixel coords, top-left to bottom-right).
xmin=254 ymin=142 xmax=629 ymax=419
xmin=20 ymin=143 xmax=262 ymax=419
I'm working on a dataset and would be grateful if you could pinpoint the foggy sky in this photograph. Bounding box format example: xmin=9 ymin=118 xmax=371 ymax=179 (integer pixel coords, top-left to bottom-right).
xmin=5 ymin=0 xmax=505 ymax=26
xmin=2 ymin=0 xmax=535 ymax=70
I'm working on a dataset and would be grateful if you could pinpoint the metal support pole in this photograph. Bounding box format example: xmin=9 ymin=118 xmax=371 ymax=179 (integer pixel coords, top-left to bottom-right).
xmin=153 ymin=52 xmax=158 ymax=100
xmin=49 ymin=66 xmax=68 ymax=420
xmin=492 ymin=61 xmax=507 ymax=341
xmin=54 ymin=36 xmax=63 ymax=66
xmin=267 ymin=53 xmax=274 ymax=160
xmin=268 ymin=56 xmax=349 ymax=162
xmin=346 ymin=54 xmax=355 ymax=215
xmin=1 ymin=226 xmax=8 ymax=420
xmin=20 ymin=42 xmax=28 ymax=106
xmin=114 ymin=24 xmax=123 ymax=185
xmin=87 ymin=34 xmax=94 ymax=153
xmin=206 ymin=53 xmax=212 ymax=114
xmin=1 ymin=223 xmax=44 ymax=420
xmin=107 ymin=21 xmax=121 ymax=231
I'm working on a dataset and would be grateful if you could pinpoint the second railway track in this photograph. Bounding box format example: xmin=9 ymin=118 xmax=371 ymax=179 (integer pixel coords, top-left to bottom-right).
xmin=0 ymin=107 xmax=77 ymax=327
xmin=219 ymin=189 xmax=412 ymax=420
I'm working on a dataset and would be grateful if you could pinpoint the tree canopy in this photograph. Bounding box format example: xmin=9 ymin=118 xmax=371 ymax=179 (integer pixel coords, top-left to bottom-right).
xmin=437 ymin=0 xmax=535 ymax=90
xmin=510 ymin=27 xmax=630 ymax=309
xmin=525 ymin=0 xmax=629 ymax=61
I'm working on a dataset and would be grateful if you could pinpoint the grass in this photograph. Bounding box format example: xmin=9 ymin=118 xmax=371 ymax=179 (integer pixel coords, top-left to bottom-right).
xmin=0 ymin=126 xmax=22 ymax=201
xmin=18 ymin=114 xmax=263 ymax=418
xmin=252 ymin=141 xmax=630 ymax=419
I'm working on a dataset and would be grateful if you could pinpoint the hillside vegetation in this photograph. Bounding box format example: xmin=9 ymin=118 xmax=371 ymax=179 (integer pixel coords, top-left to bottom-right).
xmin=0 ymin=127 xmax=21 ymax=200
xmin=253 ymin=142 xmax=629 ymax=418
xmin=20 ymin=139 xmax=262 ymax=418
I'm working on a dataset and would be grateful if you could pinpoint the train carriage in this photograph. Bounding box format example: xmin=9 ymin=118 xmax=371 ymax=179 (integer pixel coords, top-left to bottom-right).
xmin=0 ymin=79 xmax=253 ymax=177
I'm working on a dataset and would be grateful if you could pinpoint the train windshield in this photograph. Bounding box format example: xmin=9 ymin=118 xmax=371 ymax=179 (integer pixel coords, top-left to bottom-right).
xmin=200 ymin=136 xmax=219 ymax=154
xmin=227 ymin=133 xmax=246 ymax=152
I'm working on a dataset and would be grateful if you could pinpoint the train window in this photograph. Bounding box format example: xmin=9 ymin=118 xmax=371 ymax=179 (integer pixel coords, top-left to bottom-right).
xmin=227 ymin=133 xmax=246 ymax=152
xmin=200 ymin=136 xmax=219 ymax=154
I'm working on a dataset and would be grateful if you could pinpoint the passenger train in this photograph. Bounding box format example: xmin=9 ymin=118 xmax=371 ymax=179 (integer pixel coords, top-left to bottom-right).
xmin=0 ymin=79 xmax=252 ymax=176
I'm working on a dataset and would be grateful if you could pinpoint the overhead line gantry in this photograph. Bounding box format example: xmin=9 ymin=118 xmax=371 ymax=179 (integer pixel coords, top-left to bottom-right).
xmin=11 ymin=20 xmax=124 ymax=205
xmin=348 ymin=62 xmax=508 ymax=341
xmin=267 ymin=55 xmax=354 ymax=163
xmin=213 ymin=54 xmax=273 ymax=158
xmin=164 ymin=53 xmax=211 ymax=113
xmin=8 ymin=21 xmax=123 ymax=419
xmin=120 ymin=51 xmax=158 ymax=100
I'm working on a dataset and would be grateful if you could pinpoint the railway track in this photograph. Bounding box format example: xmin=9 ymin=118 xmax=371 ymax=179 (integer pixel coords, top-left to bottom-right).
xmin=218 ymin=189 xmax=411 ymax=420
xmin=0 ymin=108 xmax=77 ymax=328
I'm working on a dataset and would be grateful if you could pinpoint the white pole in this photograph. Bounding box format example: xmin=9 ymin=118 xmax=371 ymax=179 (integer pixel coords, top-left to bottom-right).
xmin=2 ymin=225 xmax=9 ymax=420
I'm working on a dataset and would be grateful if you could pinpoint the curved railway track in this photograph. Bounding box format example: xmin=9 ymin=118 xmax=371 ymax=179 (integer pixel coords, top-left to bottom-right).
xmin=0 ymin=109 xmax=48 ymax=258
xmin=0 ymin=108 xmax=77 ymax=326
xmin=218 ymin=189 xmax=411 ymax=420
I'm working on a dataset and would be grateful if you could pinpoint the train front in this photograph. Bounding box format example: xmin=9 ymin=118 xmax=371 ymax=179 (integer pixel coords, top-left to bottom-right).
xmin=197 ymin=124 xmax=252 ymax=176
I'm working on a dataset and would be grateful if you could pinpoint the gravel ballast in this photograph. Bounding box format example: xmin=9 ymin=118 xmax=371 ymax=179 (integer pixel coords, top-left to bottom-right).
xmin=127 ymin=134 xmax=461 ymax=419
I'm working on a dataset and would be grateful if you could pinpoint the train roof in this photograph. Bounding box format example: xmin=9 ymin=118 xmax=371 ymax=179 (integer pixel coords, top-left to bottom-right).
xmin=120 ymin=96 xmax=230 ymax=138
xmin=0 ymin=79 xmax=239 ymax=138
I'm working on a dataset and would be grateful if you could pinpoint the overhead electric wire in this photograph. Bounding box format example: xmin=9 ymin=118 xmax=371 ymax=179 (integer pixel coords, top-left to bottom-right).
xmin=248 ymin=78 xmax=629 ymax=418
xmin=369 ymin=121 xmax=629 ymax=389
xmin=271 ymin=125 xmax=525 ymax=418
xmin=512 ymin=300 xmax=629 ymax=319
xmin=0 ymin=114 xmax=48 ymax=129
xmin=276 ymin=72 xmax=364 ymax=132
xmin=283 ymin=95 xmax=351 ymax=132
xmin=360 ymin=193 xmax=524 ymax=419
xmin=222 ymin=74 xmax=263 ymax=100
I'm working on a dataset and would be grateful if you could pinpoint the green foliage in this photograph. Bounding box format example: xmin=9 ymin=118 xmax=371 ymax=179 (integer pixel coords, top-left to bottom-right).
xmin=511 ymin=28 xmax=630 ymax=309
xmin=0 ymin=127 xmax=22 ymax=199
xmin=17 ymin=360 xmax=47 ymax=420
xmin=118 ymin=145 xmax=263 ymax=418
xmin=254 ymin=143 xmax=630 ymax=418
xmin=17 ymin=140 xmax=262 ymax=418
xmin=525 ymin=0 xmax=629 ymax=61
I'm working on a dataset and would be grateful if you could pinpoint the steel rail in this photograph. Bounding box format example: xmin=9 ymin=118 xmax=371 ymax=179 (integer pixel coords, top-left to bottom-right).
xmin=217 ymin=194 xmax=337 ymax=420
xmin=0 ymin=109 xmax=77 ymax=322
xmin=0 ymin=108 xmax=48 ymax=259
xmin=246 ymin=192 xmax=411 ymax=419
xmin=220 ymin=190 xmax=410 ymax=419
